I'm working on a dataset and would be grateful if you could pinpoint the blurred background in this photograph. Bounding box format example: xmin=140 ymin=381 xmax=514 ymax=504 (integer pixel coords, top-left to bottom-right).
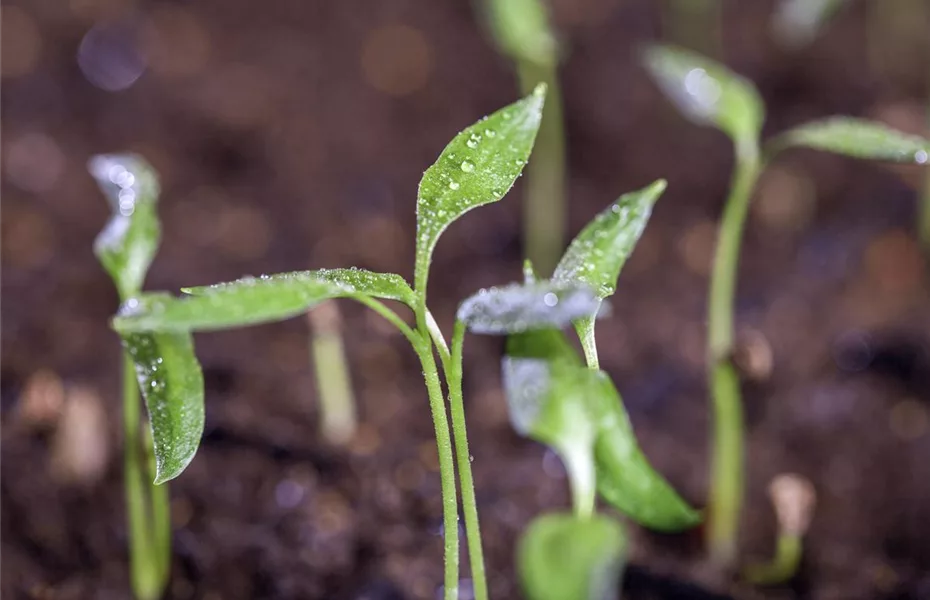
xmin=2 ymin=0 xmax=930 ymax=598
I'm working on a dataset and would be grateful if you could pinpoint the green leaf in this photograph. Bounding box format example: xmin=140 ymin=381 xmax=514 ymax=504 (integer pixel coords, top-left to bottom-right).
xmin=641 ymin=44 xmax=764 ymax=147
xmin=552 ymin=179 xmax=665 ymax=368
xmin=772 ymin=0 xmax=850 ymax=48
xmin=518 ymin=513 xmax=626 ymax=600
xmin=484 ymin=0 xmax=557 ymax=66
xmin=457 ymin=281 xmax=600 ymax=335
xmin=415 ymin=87 xmax=545 ymax=289
xmin=588 ymin=375 xmax=702 ymax=531
xmin=768 ymin=117 xmax=930 ymax=163
xmin=89 ymin=154 xmax=161 ymax=299
xmin=553 ymin=180 xmax=666 ymax=300
xmin=503 ymin=342 xmax=701 ymax=531
xmin=122 ymin=331 xmax=204 ymax=484
xmin=113 ymin=270 xmax=414 ymax=333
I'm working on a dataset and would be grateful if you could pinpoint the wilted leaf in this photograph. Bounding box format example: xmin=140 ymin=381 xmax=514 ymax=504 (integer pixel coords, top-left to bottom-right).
xmin=415 ymin=87 xmax=545 ymax=288
xmin=642 ymin=45 xmax=764 ymax=147
xmin=113 ymin=270 xmax=414 ymax=332
xmin=122 ymin=331 xmax=204 ymax=484
xmin=89 ymin=154 xmax=161 ymax=299
xmin=518 ymin=512 xmax=626 ymax=600
xmin=457 ymin=281 xmax=599 ymax=335
xmin=768 ymin=117 xmax=930 ymax=163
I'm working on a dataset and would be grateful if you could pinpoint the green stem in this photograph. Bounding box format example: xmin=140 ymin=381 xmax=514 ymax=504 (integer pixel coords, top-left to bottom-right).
xmin=447 ymin=321 xmax=488 ymax=600
xmin=743 ymin=533 xmax=803 ymax=585
xmin=922 ymin=79 xmax=930 ymax=252
xmin=706 ymin=139 xmax=762 ymax=568
xmin=123 ymin=351 xmax=165 ymax=600
xmin=413 ymin=311 xmax=460 ymax=600
xmin=309 ymin=302 xmax=357 ymax=445
xmin=517 ymin=58 xmax=565 ymax=276
xmin=145 ymin=425 xmax=172 ymax=583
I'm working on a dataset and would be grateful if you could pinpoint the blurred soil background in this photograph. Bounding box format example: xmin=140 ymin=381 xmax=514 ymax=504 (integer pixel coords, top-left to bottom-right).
xmin=3 ymin=0 xmax=930 ymax=598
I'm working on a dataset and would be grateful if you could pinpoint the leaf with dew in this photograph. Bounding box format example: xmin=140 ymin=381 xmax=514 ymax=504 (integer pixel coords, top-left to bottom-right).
xmin=641 ymin=44 xmax=764 ymax=148
xmin=767 ymin=117 xmax=930 ymax=164
xmin=518 ymin=513 xmax=626 ymax=600
xmin=89 ymin=154 xmax=161 ymax=299
xmin=415 ymin=86 xmax=545 ymax=290
xmin=457 ymin=281 xmax=599 ymax=335
xmin=113 ymin=270 xmax=414 ymax=333
xmin=122 ymin=331 xmax=204 ymax=484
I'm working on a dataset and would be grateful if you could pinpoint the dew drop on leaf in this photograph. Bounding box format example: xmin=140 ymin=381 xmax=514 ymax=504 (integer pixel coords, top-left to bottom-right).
xmin=461 ymin=160 xmax=475 ymax=173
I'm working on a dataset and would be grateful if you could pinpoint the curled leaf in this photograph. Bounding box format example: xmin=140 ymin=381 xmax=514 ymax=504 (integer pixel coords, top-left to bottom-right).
xmin=518 ymin=512 xmax=626 ymax=600
xmin=642 ymin=44 xmax=764 ymax=147
xmin=89 ymin=154 xmax=161 ymax=299
xmin=416 ymin=86 xmax=545 ymax=288
xmin=768 ymin=117 xmax=930 ymax=163
xmin=122 ymin=331 xmax=204 ymax=484
xmin=457 ymin=282 xmax=599 ymax=335
xmin=113 ymin=270 xmax=414 ymax=333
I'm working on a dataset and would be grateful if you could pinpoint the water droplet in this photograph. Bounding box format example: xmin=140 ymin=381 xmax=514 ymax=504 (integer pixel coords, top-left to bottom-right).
xmin=466 ymin=139 xmax=478 ymax=149
xmin=543 ymin=292 xmax=558 ymax=307
xmin=448 ymin=181 xmax=460 ymax=190
xmin=484 ymin=129 xmax=496 ymax=137
xmin=460 ymin=160 xmax=475 ymax=173
xmin=915 ymin=149 xmax=928 ymax=164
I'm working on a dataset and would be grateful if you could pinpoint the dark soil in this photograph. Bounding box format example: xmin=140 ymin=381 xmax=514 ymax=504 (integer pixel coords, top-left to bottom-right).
xmin=3 ymin=1 xmax=930 ymax=599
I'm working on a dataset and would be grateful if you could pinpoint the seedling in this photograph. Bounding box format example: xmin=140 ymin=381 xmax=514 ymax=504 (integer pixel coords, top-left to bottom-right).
xmin=473 ymin=181 xmax=702 ymax=598
xmin=642 ymin=44 xmax=930 ymax=569
xmin=483 ymin=0 xmax=566 ymax=274
xmin=308 ymin=301 xmax=357 ymax=445
xmin=90 ymin=154 xmax=201 ymax=599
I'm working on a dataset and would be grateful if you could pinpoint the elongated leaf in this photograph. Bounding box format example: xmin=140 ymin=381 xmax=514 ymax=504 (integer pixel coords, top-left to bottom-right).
xmin=586 ymin=374 xmax=702 ymax=531
xmin=89 ymin=154 xmax=161 ymax=299
xmin=553 ymin=180 xmax=666 ymax=300
xmin=113 ymin=269 xmax=414 ymax=333
xmin=642 ymin=45 xmax=764 ymax=147
xmin=122 ymin=331 xmax=204 ymax=484
xmin=415 ymin=87 xmax=545 ymax=287
xmin=518 ymin=513 xmax=626 ymax=600
xmin=768 ymin=117 xmax=930 ymax=163
xmin=503 ymin=338 xmax=701 ymax=531
xmin=484 ymin=0 xmax=557 ymax=66
xmin=772 ymin=0 xmax=850 ymax=48
xmin=457 ymin=281 xmax=599 ymax=335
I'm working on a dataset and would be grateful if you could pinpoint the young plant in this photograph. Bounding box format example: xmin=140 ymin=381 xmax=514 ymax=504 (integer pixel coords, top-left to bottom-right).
xmin=90 ymin=154 xmax=204 ymax=599
xmin=107 ymin=87 xmax=555 ymax=600
xmin=641 ymin=44 xmax=930 ymax=570
xmin=308 ymin=301 xmax=357 ymax=445
xmin=483 ymin=0 xmax=566 ymax=275
xmin=455 ymin=181 xmax=701 ymax=599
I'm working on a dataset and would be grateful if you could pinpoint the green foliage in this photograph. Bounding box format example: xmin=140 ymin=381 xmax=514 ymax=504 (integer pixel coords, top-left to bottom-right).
xmin=415 ymin=85 xmax=545 ymax=289
xmin=457 ymin=282 xmax=600 ymax=335
xmin=503 ymin=331 xmax=701 ymax=530
xmin=122 ymin=331 xmax=204 ymax=484
xmin=113 ymin=269 xmax=414 ymax=333
xmin=641 ymin=44 xmax=764 ymax=148
xmin=484 ymin=0 xmax=557 ymax=66
xmin=772 ymin=0 xmax=850 ymax=48
xmin=769 ymin=117 xmax=930 ymax=163
xmin=518 ymin=513 xmax=626 ymax=600
xmin=89 ymin=154 xmax=161 ymax=300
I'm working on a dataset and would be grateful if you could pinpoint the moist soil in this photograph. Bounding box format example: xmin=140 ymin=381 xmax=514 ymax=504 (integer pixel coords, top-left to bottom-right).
xmin=3 ymin=1 xmax=930 ymax=599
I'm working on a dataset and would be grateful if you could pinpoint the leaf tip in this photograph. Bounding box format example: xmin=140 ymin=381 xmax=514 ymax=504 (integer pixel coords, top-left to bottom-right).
xmin=532 ymin=81 xmax=548 ymax=98
xmin=647 ymin=178 xmax=668 ymax=199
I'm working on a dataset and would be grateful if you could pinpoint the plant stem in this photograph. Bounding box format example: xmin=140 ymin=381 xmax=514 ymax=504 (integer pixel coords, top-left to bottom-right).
xmin=517 ymin=58 xmax=565 ymax=276
xmin=145 ymin=427 xmax=172 ymax=583
xmin=309 ymin=302 xmax=357 ymax=445
xmin=123 ymin=351 xmax=165 ymax=600
xmin=414 ymin=313 xmax=461 ymax=600
xmin=706 ymin=139 xmax=762 ymax=569
xmin=447 ymin=321 xmax=488 ymax=600
xmin=922 ymin=80 xmax=930 ymax=252
xmin=743 ymin=534 xmax=803 ymax=585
